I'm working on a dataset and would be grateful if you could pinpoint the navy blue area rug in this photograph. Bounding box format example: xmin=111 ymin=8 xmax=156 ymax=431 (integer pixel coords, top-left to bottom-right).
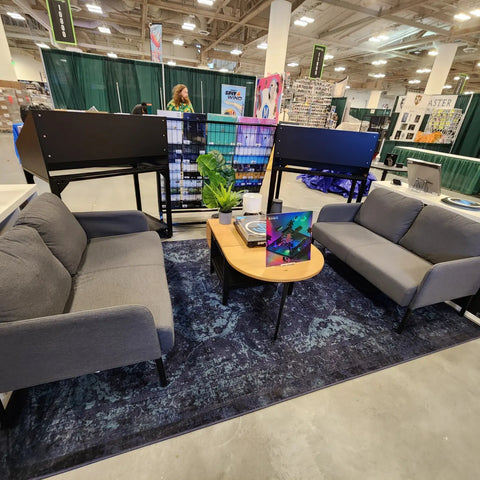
xmin=2 ymin=239 xmax=480 ymax=479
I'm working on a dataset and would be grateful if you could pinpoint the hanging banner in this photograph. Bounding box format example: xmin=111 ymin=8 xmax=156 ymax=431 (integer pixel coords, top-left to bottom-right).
xmin=310 ymin=44 xmax=326 ymax=79
xmin=391 ymin=92 xmax=458 ymax=142
xmin=454 ymin=74 xmax=468 ymax=95
xmin=46 ymin=0 xmax=77 ymax=45
xmin=254 ymin=74 xmax=283 ymax=122
xmin=221 ymin=85 xmax=246 ymax=116
xmin=150 ymin=24 xmax=163 ymax=63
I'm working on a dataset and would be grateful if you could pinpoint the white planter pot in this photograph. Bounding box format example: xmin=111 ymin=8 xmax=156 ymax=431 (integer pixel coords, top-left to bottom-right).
xmin=219 ymin=211 xmax=232 ymax=225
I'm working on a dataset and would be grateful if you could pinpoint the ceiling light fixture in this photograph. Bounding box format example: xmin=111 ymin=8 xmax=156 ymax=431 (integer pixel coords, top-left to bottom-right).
xmin=345 ymin=85 xmax=350 ymax=89
xmin=324 ymin=54 xmax=334 ymax=60
xmin=98 ymin=26 xmax=111 ymax=34
xmin=428 ymin=50 xmax=438 ymax=56
xmin=35 ymin=42 xmax=50 ymax=49
xmin=182 ymin=21 xmax=196 ymax=31
xmin=287 ymin=62 xmax=299 ymax=67
xmin=173 ymin=39 xmax=184 ymax=46
xmin=300 ymin=16 xmax=314 ymax=23
xmin=86 ymin=4 xmax=103 ymax=14
xmin=294 ymin=19 xmax=308 ymax=27
xmin=198 ymin=0 xmax=214 ymax=5
xmin=334 ymin=66 xmax=346 ymax=72
xmin=453 ymin=75 xmax=469 ymax=80
xmin=454 ymin=13 xmax=471 ymax=21
xmin=220 ymin=68 xmax=229 ymax=72
xmin=107 ymin=52 xmax=117 ymax=58
xmin=408 ymin=79 xmax=421 ymax=84
xmin=464 ymin=91 xmax=474 ymax=94
xmin=167 ymin=60 xmax=176 ymax=66
xmin=230 ymin=48 xmax=242 ymax=55
xmin=257 ymin=42 xmax=268 ymax=50
xmin=470 ymin=9 xmax=480 ymax=16
xmin=416 ymin=68 xmax=432 ymax=73
xmin=372 ymin=60 xmax=387 ymax=65
xmin=7 ymin=12 xmax=26 ymax=21
xmin=443 ymin=84 xmax=452 ymax=89
xmin=369 ymin=35 xmax=389 ymax=42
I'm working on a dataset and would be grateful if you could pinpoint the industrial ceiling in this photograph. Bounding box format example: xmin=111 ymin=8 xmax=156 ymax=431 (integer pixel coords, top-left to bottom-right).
xmin=1 ymin=0 xmax=480 ymax=92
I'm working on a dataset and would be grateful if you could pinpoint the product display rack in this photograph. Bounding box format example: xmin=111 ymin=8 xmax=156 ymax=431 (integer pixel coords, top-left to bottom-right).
xmin=283 ymin=77 xmax=335 ymax=128
xmin=157 ymin=112 xmax=276 ymax=210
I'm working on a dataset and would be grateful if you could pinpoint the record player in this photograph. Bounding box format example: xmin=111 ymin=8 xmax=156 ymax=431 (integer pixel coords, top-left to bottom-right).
xmin=234 ymin=215 xmax=266 ymax=247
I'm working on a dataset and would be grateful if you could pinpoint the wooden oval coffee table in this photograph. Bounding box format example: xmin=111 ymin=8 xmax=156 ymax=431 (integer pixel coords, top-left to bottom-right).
xmin=207 ymin=218 xmax=324 ymax=339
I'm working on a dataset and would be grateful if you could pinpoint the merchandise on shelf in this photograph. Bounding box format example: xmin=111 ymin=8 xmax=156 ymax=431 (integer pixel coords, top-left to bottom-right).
xmin=283 ymin=77 xmax=335 ymax=129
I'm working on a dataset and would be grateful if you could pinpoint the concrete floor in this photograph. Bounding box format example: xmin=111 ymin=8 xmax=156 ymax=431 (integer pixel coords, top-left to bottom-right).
xmin=2 ymin=132 xmax=480 ymax=480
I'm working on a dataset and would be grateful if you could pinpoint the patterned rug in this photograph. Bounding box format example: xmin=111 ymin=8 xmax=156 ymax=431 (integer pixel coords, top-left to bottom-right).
xmin=2 ymin=239 xmax=480 ymax=480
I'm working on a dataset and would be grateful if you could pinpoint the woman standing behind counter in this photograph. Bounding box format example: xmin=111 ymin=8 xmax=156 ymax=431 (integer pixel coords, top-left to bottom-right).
xmin=166 ymin=84 xmax=194 ymax=113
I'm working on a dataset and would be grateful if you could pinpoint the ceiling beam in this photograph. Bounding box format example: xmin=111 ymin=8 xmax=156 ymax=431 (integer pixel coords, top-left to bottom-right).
xmin=317 ymin=0 xmax=450 ymax=35
xmin=203 ymin=0 xmax=273 ymax=53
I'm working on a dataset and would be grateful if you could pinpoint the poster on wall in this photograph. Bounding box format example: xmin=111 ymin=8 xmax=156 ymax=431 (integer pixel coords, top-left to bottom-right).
xmin=254 ymin=74 xmax=283 ymax=122
xmin=266 ymin=211 xmax=313 ymax=267
xmin=46 ymin=0 xmax=77 ymax=45
xmin=221 ymin=85 xmax=246 ymax=116
xmin=149 ymin=24 xmax=163 ymax=63
xmin=392 ymin=92 xmax=458 ymax=142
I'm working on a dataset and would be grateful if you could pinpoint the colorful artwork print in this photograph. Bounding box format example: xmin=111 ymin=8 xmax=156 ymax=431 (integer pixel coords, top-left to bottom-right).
xmin=150 ymin=24 xmax=163 ymax=63
xmin=254 ymin=74 xmax=283 ymax=122
xmin=266 ymin=211 xmax=313 ymax=267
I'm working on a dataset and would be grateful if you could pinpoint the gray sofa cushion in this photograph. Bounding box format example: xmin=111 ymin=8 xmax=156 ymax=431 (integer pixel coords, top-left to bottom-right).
xmin=399 ymin=205 xmax=480 ymax=264
xmin=347 ymin=243 xmax=433 ymax=307
xmin=313 ymin=222 xmax=390 ymax=262
xmin=354 ymin=188 xmax=424 ymax=243
xmin=79 ymin=231 xmax=165 ymax=274
xmin=66 ymin=265 xmax=174 ymax=354
xmin=0 ymin=226 xmax=71 ymax=322
xmin=16 ymin=193 xmax=87 ymax=275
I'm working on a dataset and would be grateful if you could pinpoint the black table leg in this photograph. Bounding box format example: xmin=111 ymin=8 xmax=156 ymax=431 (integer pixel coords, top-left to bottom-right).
xmin=381 ymin=170 xmax=388 ymax=181
xmin=274 ymin=282 xmax=292 ymax=341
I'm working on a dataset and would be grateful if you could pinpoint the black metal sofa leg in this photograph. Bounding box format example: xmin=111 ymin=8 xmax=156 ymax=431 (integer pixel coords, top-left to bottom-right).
xmin=459 ymin=295 xmax=474 ymax=316
xmin=155 ymin=357 xmax=168 ymax=387
xmin=0 ymin=400 xmax=6 ymax=429
xmin=395 ymin=308 xmax=412 ymax=334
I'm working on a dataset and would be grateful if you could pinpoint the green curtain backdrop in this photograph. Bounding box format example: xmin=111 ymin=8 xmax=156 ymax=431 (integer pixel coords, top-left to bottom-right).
xmin=452 ymin=93 xmax=480 ymax=158
xmin=331 ymin=97 xmax=346 ymax=125
xmin=42 ymin=49 xmax=256 ymax=116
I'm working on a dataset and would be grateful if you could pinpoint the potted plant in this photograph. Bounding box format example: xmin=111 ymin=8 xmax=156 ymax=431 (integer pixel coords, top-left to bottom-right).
xmin=196 ymin=150 xmax=242 ymax=224
xmin=204 ymin=183 xmax=243 ymax=224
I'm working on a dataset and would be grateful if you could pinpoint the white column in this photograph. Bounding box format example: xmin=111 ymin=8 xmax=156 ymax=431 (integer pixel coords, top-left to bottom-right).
xmin=0 ymin=21 xmax=17 ymax=81
xmin=264 ymin=0 xmax=291 ymax=77
xmin=366 ymin=90 xmax=381 ymax=109
xmin=424 ymin=44 xmax=457 ymax=95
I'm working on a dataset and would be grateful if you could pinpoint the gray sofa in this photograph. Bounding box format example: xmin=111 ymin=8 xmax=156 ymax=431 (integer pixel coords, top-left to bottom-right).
xmin=312 ymin=187 xmax=480 ymax=332
xmin=0 ymin=193 xmax=174 ymax=420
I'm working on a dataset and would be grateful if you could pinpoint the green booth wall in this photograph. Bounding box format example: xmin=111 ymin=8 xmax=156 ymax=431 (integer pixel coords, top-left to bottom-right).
xmin=42 ymin=49 xmax=256 ymax=116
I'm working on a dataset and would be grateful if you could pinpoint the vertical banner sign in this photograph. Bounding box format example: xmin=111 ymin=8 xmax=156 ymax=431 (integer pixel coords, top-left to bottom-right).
xmin=150 ymin=24 xmax=163 ymax=63
xmin=221 ymin=85 xmax=246 ymax=116
xmin=310 ymin=44 xmax=326 ymax=79
xmin=454 ymin=74 xmax=467 ymax=95
xmin=46 ymin=0 xmax=77 ymax=45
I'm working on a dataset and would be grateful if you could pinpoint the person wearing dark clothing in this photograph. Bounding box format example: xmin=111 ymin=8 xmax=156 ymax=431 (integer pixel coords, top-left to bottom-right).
xmin=131 ymin=102 xmax=148 ymax=114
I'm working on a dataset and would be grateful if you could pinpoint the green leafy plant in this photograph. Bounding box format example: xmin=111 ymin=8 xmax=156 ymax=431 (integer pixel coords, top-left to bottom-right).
xmin=204 ymin=183 xmax=243 ymax=213
xmin=196 ymin=150 xmax=241 ymax=211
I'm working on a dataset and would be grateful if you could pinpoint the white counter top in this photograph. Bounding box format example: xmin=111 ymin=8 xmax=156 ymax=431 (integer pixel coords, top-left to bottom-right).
xmin=371 ymin=180 xmax=480 ymax=223
xmin=0 ymin=184 xmax=37 ymax=223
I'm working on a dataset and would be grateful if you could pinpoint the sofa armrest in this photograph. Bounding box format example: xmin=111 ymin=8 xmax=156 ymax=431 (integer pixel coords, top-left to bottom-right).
xmin=410 ymin=257 xmax=480 ymax=310
xmin=0 ymin=305 xmax=161 ymax=393
xmin=74 ymin=211 xmax=149 ymax=238
xmin=316 ymin=203 xmax=362 ymax=222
